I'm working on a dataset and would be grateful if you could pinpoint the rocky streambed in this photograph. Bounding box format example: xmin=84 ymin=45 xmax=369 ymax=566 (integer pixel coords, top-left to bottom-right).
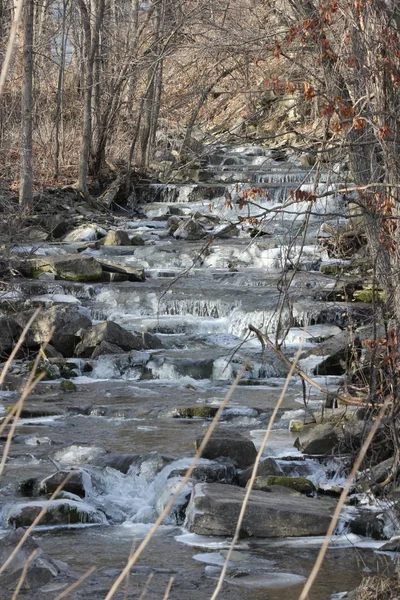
xmin=0 ymin=145 xmax=398 ymax=599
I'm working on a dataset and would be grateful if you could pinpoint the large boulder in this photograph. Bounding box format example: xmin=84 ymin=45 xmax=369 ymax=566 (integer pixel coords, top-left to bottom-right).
xmin=184 ymin=483 xmax=335 ymax=538
xmin=0 ymin=529 xmax=62 ymax=591
xmin=27 ymin=254 xmax=104 ymax=282
xmin=17 ymin=305 xmax=92 ymax=357
xmin=294 ymin=422 xmax=339 ymax=455
xmin=169 ymin=460 xmax=237 ymax=485
xmin=0 ymin=316 xmax=23 ymax=359
xmin=195 ymin=430 xmax=257 ymax=469
xmin=74 ymin=321 xmax=162 ymax=358
xmin=103 ymin=230 xmax=131 ymax=246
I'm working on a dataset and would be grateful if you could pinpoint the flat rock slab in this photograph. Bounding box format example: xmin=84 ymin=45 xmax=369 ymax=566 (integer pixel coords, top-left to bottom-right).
xmin=184 ymin=483 xmax=335 ymax=538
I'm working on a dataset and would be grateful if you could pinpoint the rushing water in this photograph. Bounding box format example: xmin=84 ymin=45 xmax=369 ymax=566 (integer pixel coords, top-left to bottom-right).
xmin=0 ymin=145 xmax=393 ymax=599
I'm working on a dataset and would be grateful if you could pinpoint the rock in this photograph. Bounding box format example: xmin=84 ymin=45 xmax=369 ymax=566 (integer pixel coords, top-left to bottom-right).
xmin=215 ymin=224 xmax=239 ymax=238
xmin=251 ymin=476 xmax=316 ymax=494
xmin=17 ymin=305 xmax=92 ymax=357
xmin=348 ymin=510 xmax=386 ymax=540
xmin=294 ymin=423 xmax=339 ymax=455
xmin=53 ymin=445 xmax=107 ymax=467
xmin=0 ymin=316 xmax=23 ymax=359
xmin=167 ymin=216 xmax=181 ymax=234
xmin=155 ymin=477 xmax=193 ymax=524
xmin=300 ymin=330 xmax=361 ymax=376
xmin=169 ymin=461 xmax=237 ymax=485
xmin=289 ymin=420 xmax=304 ymax=433
xmin=94 ymin=454 xmax=140 ymax=474
xmin=5 ymin=499 xmax=106 ymax=527
xmin=130 ymin=235 xmax=145 ymax=246
xmin=95 ymin=451 xmax=174 ymax=478
xmin=25 ymin=226 xmax=49 ymax=242
xmin=91 ymin=340 xmax=126 ymax=358
xmin=103 ymin=229 xmax=131 ymax=246
xmin=26 ymin=254 xmax=104 ymax=282
xmin=173 ymin=219 xmax=206 ymax=240
xmin=39 ymin=470 xmax=87 ymax=498
xmin=239 ymin=457 xmax=284 ymax=487
xmin=184 ymin=483 xmax=335 ymax=538
xmin=63 ymin=224 xmax=106 ymax=242
xmin=60 ymin=380 xmax=77 ymax=392
xmin=0 ymin=529 xmax=61 ymax=590
xmin=195 ymin=430 xmax=257 ymax=469
xmin=97 ymin=259 xmax=145 ymax=282
xmin=379 ymin=536 xmax=400 ymax=551
xmin=171 ymin=406 xmax=219 ymax=419
xmin=74 ymin=321 xmax=161 ymax=358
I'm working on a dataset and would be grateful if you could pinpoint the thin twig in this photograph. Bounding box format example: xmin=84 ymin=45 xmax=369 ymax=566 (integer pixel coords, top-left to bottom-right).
xmin=162 ymin=577 xmax=174 ymax=600
xmin=0 ymin=0 xmax=24 ymax=99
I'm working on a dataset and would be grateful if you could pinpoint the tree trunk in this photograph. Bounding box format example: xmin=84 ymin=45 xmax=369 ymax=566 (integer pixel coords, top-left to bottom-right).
xmin=19 ymin=0 xmax=34 ymax=208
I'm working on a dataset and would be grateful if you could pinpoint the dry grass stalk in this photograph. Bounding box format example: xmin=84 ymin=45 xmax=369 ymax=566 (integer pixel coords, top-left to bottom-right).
xmin=162 ymin=576 xmax=174 ymax=600
xmin=354 ymin=575 xmax=400 ymax=599
xmin=137 ymin=573 xmax=154 ymax=600
xmin=52 ymin=566 xmax=96 ymax=600
xmin=298 ymin=399 xmax=391 ymax=600
xmin=104 ymin=365 xmax=247 ymax=600
xmin=209 ymin=347 xmax=302 ymax=600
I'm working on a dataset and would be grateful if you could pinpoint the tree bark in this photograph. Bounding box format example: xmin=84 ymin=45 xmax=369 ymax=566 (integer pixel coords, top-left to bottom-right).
xmin=19 ymin=0 xmax=34 ymax=208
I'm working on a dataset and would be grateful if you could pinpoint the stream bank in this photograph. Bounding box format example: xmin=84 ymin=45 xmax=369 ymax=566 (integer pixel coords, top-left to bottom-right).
xmin=0 ymin=145 xmax=397 ymax=599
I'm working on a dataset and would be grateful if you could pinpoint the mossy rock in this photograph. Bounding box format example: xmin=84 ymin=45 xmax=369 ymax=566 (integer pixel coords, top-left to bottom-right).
xmin=27 ymin=360 xmax=60 ymax=381
xmin=352 ymin=287 xmax=386 ymax=303
xmin=60 ymin=380 xmax=77 ymax=392
xmin=289 ymin=420 xmax=304 ymax=433
xmin=320 ymin=264 xmax=344 ymax=276
xmin=172 ymin=406 xmax=219 ymax=419
xmin=257 ymin=476 xmax=316 ymax=494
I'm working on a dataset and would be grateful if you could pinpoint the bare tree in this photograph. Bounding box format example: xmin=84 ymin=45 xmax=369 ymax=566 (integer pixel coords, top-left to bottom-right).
xmin=19 ymin=0 xmax=34 ymax=207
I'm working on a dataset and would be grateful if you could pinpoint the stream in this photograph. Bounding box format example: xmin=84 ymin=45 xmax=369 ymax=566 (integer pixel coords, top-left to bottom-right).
xmin=0 ymin=145 xmax=393 ymax=599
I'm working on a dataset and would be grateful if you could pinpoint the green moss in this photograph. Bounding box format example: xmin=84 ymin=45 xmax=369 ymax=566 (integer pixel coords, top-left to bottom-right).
xmin=265 ymin=476 xmax=316 ymax=494
xmin=60 ymin=380 xmax=77 ymax=392
xmin=27 ymin=360 xmax=60 ymax=380
xmin=320 ymin=264 xmax=344 ymax=276
xmin=173 ymin=406 xmax=219 ymax=419
xmin=353 ymin=287 xmax=386 ymax=303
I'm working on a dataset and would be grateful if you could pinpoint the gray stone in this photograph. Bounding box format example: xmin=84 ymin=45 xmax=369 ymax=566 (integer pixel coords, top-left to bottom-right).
xmin=169 ymin=461 xmax=237 ymax=484
xmin=239 ymin=457 xmax=283 ymax=487
xmin=27 ymin=254 xmax=104 ymax=282
xmin=184 ymin=483 xmax=335 ymax=538
xmin=97 ymin=259 xmax=145 ymax=282
xmin=196 ymin=430 xmax=257 ymax=469
xmin=103 ymin=229 xmax=131 ymax=246
xmin=95 ymin=451 xmax=174 ymax=478
xmin=0 ymin=529 xmax=61 ymax=590
xmin=75 ymin=321 xmax=161 ymax=358
xmin=294 ymin=423 xmax=339 ymax=455
xmin=94 ymin=454 xmax=140 ymax=474
xmin=39 ymin=470 xmax=87 ymax=498
xmin=130 ymin=235 xmax=145 ymax=246
xmin=17 ymin=305 xmax=92 ymax=357
xmin=173 ymin=219 xmax=205 ymax=240
xmin=91 ymin=340 xmax=126 ymax=358
xmin=0 ymin=316 xmax=22 ymax=358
